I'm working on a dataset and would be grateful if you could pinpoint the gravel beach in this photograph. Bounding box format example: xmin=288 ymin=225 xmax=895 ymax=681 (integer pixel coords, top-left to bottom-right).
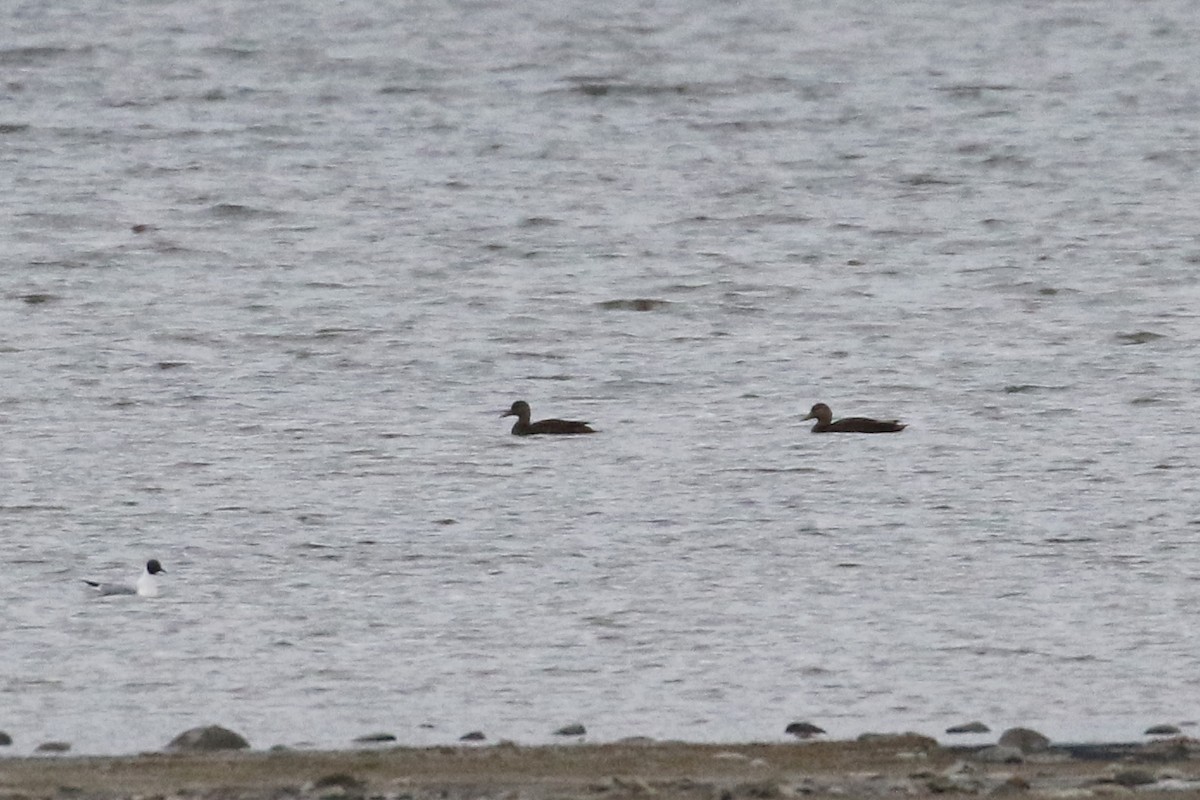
xmin=4 ymin=736 xmax=1200 ymax=800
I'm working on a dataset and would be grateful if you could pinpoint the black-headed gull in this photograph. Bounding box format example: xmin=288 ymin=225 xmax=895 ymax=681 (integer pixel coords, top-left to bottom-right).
xmin=83 ymin=559 xmax=166 ymax=597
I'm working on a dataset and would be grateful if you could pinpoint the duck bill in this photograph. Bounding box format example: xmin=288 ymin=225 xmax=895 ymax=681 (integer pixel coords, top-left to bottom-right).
xmin=500 ymin=410 xmax=515 ymax=418
xmin=801 ymin=413 xmax=815 ymax=421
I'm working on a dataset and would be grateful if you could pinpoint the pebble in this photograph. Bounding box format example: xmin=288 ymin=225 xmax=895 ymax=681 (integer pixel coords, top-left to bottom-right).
xmin=166 ymin=724 xmax=251 ymax=752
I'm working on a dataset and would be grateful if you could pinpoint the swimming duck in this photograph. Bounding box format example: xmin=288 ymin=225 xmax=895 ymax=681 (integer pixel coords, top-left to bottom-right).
xmin=802 ymin=402 xmax=906 ymax=433
xmin=83 ymin=559 xmax=166 ymax=597
xmin=502 ymin=400 xmax=596 ymax=436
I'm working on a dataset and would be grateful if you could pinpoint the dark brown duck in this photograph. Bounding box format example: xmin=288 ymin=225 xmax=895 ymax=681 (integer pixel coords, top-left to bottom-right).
xmin=802 ymin=402 xmax=906 ymax=433
xmin=502 ymin=400 xmax=596 ymax=436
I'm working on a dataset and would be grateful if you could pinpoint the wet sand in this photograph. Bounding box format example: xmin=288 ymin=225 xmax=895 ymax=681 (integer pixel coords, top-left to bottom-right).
xmin=2 ymin=737 xmax=1199 ymax=799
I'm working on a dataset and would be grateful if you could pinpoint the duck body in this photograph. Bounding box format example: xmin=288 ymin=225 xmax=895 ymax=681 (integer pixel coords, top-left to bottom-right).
xmin=84 ymin=559 xmax=166 ymax=597
xmin=803 ymin=402 xmax=906 ymax=434
xmin=502 ymin=400 xmax=596 ymax=436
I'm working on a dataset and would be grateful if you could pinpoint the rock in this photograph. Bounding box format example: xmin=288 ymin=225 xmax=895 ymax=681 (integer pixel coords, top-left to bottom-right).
xmin=998 ymin=727 xmax=1050 ymax=753
xmin=554 ymin=723 xmax=586 ymax=737
xmin=0 ymin=731 xmax=11 ymax=746
xmin=352 ymin=732 xmax=396 ymax=743
xmin=1144 ymin=724 xmax=1181 ymax=736
xmin=35 ymin=741 xmax=71 ymax=753
xmin=1109 ymin=768 xmax=1156 ymax=787
xmin=927 ymin=760 xmax=986 ymax=793
xmin=784 ymin=721 xmax=825 ymax=739
xmin=459 ymin=731 xmax=486 ymax=742
xmin=971 ymin=745 xmax=1024 ymax=764
xmin=312 ymin=773 xmax=366 ymax=791
xmin=945 ymin=721 xmax=990 ymax=734
xmin=924 ymin=774 xmax=969 ymax=793
xmin=1133 ymin=736 xmax=1200 ymax=762
xmin=728 ymin=781 xmax=781 ymax=799
xmin=991 ymin=775 xmax=1031 ymax=795
xmin=165 ymin=724 xmax=250 ymax=752
xmin=608 ymin=776 xmax=655 ymax=795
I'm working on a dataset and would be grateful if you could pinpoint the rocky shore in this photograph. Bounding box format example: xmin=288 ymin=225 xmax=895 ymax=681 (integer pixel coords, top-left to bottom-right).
xmin=3 ymin=729 xmax=1200 ymax=800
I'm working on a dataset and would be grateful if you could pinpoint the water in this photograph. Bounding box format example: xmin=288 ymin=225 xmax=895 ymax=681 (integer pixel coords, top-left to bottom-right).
xmin=2 ymin=0 xmax=1200 ymax=755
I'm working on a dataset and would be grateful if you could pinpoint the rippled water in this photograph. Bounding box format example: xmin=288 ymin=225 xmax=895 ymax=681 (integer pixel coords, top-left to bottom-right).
xmin=3 ymin=0 xmax=1200 ymax=755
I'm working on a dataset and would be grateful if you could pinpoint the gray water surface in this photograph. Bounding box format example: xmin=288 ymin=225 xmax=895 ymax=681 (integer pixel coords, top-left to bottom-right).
xmin=2 ymin=0 xmax=1200 ymax=754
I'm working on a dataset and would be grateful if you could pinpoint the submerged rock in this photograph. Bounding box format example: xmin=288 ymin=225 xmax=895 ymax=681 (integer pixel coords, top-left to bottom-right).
xmin=945 ymin=720 xmax=990 ymax=734
xmin=554 ymin=723 xmax=587 ymax=737
xmin=0 ymin=731 xmax=11 ymax=746
xmin=1145 ymin=724 xmax=1182 ymax=736
xmin=352 ymin=732 xmax=396 ymax=743
xmin=166 ymin=725 xmax=250 ymax=752
xmin=997 ymin=727 xmax=1050 ymax=753
xmin=459 ymin=731 xmax=486 ymax=742
xmin=35 ymin=741 xmax=70 ymax=753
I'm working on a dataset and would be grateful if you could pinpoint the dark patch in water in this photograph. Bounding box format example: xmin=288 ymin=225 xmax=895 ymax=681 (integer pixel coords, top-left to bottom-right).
xmin=934 ymin=84 xmax=1018 ymax=95
xmin=208 ymin=203 xmax=272 ymax=219
xmin=1116 ymin=330 xmax=1165 ymax=345
xmin=1003 ymin=384 xmax=1069 ymax=393
xmin=18 ymin=292 xmax=57 ymax=305
xmin=0 ymin=46 xmax=82 ymax=65
xmin=899 ymin=173 xmax=956 ymax=186
xmin=378 ymin=85 xmax=423 ymax=95
xmin=569 ymin=81 xmax=688 ymax=97
xmin=596 ymin=298 xmax=671 ymax=311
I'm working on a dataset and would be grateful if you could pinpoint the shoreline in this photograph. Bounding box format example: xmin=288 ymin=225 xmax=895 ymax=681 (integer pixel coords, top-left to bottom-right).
xmin=2 ymin=736 xmax=1198 ymax=799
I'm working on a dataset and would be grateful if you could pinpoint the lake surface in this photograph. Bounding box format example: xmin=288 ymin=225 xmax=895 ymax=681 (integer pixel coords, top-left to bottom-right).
xmin=2 ymin=0 xmax=1199 ymax=755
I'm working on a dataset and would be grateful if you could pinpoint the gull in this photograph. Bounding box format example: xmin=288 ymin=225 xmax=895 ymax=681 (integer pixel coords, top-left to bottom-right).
xmin=83 ymin=559 xmax=166 ymax=597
